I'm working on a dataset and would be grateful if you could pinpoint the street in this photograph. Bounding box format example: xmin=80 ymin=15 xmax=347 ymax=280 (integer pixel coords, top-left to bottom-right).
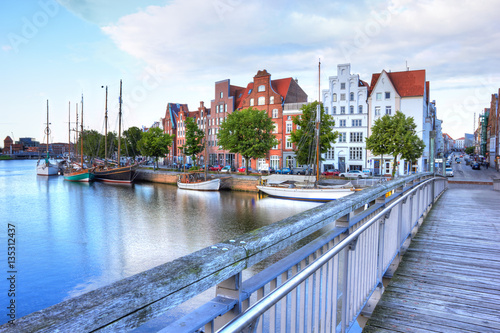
xmin=449 ymin=157 xmax=499 ymax=182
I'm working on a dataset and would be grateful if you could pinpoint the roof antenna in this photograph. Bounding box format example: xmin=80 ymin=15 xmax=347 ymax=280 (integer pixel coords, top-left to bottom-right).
xmin=406 ymin=60 xmax=409 ymax=71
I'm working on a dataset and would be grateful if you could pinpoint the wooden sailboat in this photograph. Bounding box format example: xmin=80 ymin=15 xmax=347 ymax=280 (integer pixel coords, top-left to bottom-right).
xmin=257 ymin=61 xmax=355 ymax=202
xmin=37 ymin=100 xmax=59 ymax=176
xmin=64 ymin=95 xmax=94 ymax=182
xmin=93 ymin=80 xmax=138 ymax=184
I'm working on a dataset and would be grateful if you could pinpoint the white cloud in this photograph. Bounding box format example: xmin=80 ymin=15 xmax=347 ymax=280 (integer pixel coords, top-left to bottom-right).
xmin=2 ymin=45 xmax=12 ymax=52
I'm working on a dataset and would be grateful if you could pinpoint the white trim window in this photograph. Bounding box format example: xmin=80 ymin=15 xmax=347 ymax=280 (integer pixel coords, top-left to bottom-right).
xmin=326 ymin=147 xmax=334 ymax=159
xmin=349 ymin=147 xmax=363 ymax=160
xmin=358 ymin=105 xmax=363 ymax=114
xmin=339 ymin=119 xmax=346 ymax=127
xmin=272 ymin=109 xmax=278 ymax=118
xmin=286 ymin=136 xmax=293 ymax=149
xmin=352 ymin=119 xmax=362 ymax=127
xmin=270 ymin=96 xmax=274 ymax=104
xmin=250 ymin=98 xmax=254 ymax=106
xmin=338 ymin=132 xmax=347 ymax=143
xmin=258 ymin=96 xmax=265 ymax=105
xmin=350 ymin=132 xmax=363 ymax=142
xmin=385 ymin=106 xmax=392 ymax=115
xmin=286 ymin=122 xmax=293 ymax=134
xmin=375 ymin=106 xmax=381 ymax=116
xmin=258 ymin=85 xmax=265 ymax=92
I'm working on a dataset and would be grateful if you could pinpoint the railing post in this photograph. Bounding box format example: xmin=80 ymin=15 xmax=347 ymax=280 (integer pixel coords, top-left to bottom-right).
xmin=214 ymin=273 xmax=244 ymax=331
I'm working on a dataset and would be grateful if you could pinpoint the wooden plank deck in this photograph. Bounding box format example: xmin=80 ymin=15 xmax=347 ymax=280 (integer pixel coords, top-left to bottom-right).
xmin=364 ymin=184 xmax=500 ymax=332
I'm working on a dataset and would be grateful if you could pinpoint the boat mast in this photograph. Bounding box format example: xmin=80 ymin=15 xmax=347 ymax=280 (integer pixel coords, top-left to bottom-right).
xmin=68 ymin=101 xmax=71 ymax=160
xmin=46 ymin=100 xmax=50 ymax=162
xmin=104 ymin=85 xmax=108 ymax=165
xmin=80 ymin=94 xmax=84 ymax=167
xmin=75 ymin=103 xmax=78 ymax=158
xmin=316 ymin=59 xmax=321 ymax=182
xmin=204 ymin=110 xmax=208 ymax=180
xmin=118 ymin=80 xmax=122 ymax=166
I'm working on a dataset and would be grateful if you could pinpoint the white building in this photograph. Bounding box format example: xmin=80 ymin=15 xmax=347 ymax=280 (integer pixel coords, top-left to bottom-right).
xmin=367 ymin=69 xmax=432 ymax=175
xmin=455 ymin=137 xmax=465 ymax=150
xmin=322 ymin=64 xmax=369 ymax=173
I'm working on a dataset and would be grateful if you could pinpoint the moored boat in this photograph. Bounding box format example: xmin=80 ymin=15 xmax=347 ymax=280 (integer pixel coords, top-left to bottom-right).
xmin=36 ymin=100 xmax=59 ymax=176
xmin=257 ymin=181 xmax=354 ymax=202
xmin=177 ymin=173 xmax=221 ymax=191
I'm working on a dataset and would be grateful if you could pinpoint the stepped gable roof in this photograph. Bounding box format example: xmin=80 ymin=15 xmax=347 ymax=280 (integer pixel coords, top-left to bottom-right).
xmin=370 ymin=69 xmax=426 ymax=97
xmin=167 ymin=103 xmax=188 ymax=129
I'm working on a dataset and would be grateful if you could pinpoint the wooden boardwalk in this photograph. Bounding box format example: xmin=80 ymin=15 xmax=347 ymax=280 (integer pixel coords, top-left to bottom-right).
xmin=364 ymin=184 xmax=500 ymax=333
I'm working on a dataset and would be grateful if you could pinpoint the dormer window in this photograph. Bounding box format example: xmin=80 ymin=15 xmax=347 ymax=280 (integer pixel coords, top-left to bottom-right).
xmin=258 ymin=85 xmax=265 ymax=92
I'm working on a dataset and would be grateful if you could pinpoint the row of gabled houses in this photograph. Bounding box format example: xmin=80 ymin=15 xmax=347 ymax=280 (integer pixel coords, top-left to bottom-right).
xmin=162 ymin=64 xmax=443 ymax=175
xmin=475 ymin=89 xmax=500 ymax=170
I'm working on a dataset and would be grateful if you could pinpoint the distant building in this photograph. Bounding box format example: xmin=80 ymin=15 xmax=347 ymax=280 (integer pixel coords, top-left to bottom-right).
xmin=455 ymin=137 xmax=465 ymax=150
xmin=322 ymin=63 xmax=369 ymax=173
xmin=2 ymin=136 xmax=23 ymax=154
xmin=19 ymin=137 xmax=39 ymax=148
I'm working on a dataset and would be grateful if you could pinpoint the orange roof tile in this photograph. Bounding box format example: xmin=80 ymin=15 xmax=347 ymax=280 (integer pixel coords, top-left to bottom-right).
xmin=370 ymin=69 xmax=426 ymax=97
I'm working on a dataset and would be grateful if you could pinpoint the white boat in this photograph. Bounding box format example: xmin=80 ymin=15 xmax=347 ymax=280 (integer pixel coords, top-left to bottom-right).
xmin=177 ymin=173 xmax=221 ymax=191
xmin=37 ymin=100 xmax=59 ymax=176
xmin=257 ymin=182 xmax=355 ymax=202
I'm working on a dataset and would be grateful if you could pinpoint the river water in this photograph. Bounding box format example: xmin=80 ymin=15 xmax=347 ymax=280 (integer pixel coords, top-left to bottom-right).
xmin=0 ymin=160 xmax=321 ymax=324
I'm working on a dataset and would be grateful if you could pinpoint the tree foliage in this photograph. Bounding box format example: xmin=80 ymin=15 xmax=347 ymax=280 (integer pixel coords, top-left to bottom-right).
xmin=290 ymin=101 xmax=337 ymax=167
xmin=217 ymin=107 xmax=279 ymax=175
xmin=465 ymin=146 xmax=474 ymax=155
xmin=366 ymin=111 xmax=425 ymax=177
xmin=122 ymin=126 xmax=143 ymax=158
xmin=181 ymin=116 xmax=205 ymax=166
xmin=137 ymin=127 xmax=174 ymax=170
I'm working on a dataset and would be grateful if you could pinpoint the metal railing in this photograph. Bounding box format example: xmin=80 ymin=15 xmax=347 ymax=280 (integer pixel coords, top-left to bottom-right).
xmin=217 ymin=176 xmax=446 ymax=332
xmin=6 ymin=173 xmax=447 ymax=332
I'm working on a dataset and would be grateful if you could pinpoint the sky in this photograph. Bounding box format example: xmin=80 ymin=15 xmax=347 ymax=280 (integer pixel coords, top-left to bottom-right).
xmin=1 ymin=0 xmax=499 ymax=145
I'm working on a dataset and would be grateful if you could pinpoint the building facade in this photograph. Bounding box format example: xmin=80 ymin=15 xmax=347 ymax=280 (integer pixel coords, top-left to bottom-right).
xmin=367 ymin=69 xmax=432 ymax=175
xmin=322 ymin=64 xmax=369 ymax=173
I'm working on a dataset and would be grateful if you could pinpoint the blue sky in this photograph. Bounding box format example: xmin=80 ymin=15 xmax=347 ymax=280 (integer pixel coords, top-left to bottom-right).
xmin=1 ymin=0 xmax=499 ymax=144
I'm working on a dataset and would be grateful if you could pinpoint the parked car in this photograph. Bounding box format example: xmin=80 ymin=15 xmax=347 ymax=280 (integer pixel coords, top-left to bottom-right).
xmin=339 ymin=170 xmax=369 ymax=178
xmin=258 ymin=164 xmax=271 ymax=174
xmin=275 ymin=167 xmax=292 ymax=174
xmin=472 ymin=162 xmax=481 ymax=170
xmin=220 ymin=165 xmax=232 ymax=173
xmin=237 ymin=166 xmax=253 ymax=173
xmin=292 ymin=167 xmax=311 ymax=175
xmin=322 ymin=168 xmax=340 ymax=176
xmin=445 ymin=167 xmax=454 ymax=177
xmin=209 ymin=165 xmax=223 ymax=172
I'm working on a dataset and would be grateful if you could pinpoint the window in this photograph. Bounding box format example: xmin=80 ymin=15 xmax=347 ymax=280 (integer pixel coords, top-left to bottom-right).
xmin=341 ymin=82 xmax=346 ymax=89
xmin=325 ymin=107 xmax=329 ymax=114
xmin=375 ymin=106 xmax=381 ymax=116
xmin=339 ymin=119 xmax=346 ymax=127
xmin=340 ymin=94 xmax=346 ymax=101
xmin=225 ymin=104 xmax=227 ymax=112
xmin=250 ymin=98 xmax=254 ymax=106
xmin=385 ymin=92 xmax=390 ymax=99
xmin=258 ymin=85 xmax=265 ymax=92
xmin=258 ymin=96 xmax=265 ymax=105
xmin=286 ymin=136 xmax=293 ymax=149
xmin=333 ymin=106 xmax=337 ymax=114
xmin=349 ymin=106 xmax=354 ymax=114
xmin=350 ymin=92 xmax=354 ymax=101
xmin=338 ymin=132 xmax=347 ymax=142
xmin=358 ymin=105 xmax=363 ymax=114
xmin=272 ymin=109 xmax=278 ymax=118
xmin=350 ymin=132 xmax=363 ymax=142
xmin=333 ymin=93 xmax=337 ymax=102
xmin=286 ymin=122 xmax=292 ymax=133
xmin=273 ymin=125 xmax=277 ymax=133
xmin=385 ymin=106 xmax=392 ymax=115
xmin=341 ymin=106 xmax=345 ymax=114
xmin=326 ymin=147 xmax=334 ymax=159
xmin=376 ymin=92 xmax=382 ymax=101
xmin=220 ymin=92 xmax=223 ymax=98
xmin=349 ymin=147 xmax=363 ymax=160
xmin=270 ymin=96 xmax=274 ymax=104
xmin=352 ymin=119 xmax=362 ymax=127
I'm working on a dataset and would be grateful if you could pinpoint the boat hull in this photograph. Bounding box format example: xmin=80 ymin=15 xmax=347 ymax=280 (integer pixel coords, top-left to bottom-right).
xmin=93 ymin=165 xmax=137 ymax=184
xmin=256 ymin=185 xmax=354 ymax=202
xmin=177 ymin=178 xmax=221 ymax=191
xmin=64 ymin=169 xmax=94 ymax=182
xmin=36 ymin=162 xmax=59 ymax=176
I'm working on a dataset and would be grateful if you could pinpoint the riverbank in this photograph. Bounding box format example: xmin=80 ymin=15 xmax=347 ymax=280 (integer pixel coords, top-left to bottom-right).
xmin=136 ymin=168 xmax=261 ymax=192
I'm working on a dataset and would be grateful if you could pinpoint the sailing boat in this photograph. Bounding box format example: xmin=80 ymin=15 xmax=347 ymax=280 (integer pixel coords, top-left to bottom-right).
xmin=93 ymin=80 xmax=138 ymax=184
xmin=36 ymin=100 xmax=59 ymax=176
xmin=257 ymin=61 xmax=355 ymax=202
xmin=64 ymin=95 xmax=94 ymax=182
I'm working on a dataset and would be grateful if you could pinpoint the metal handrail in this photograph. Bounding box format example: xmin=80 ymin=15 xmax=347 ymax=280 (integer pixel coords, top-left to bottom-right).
xmin=218 ymin=176 xmax=445 ymax=332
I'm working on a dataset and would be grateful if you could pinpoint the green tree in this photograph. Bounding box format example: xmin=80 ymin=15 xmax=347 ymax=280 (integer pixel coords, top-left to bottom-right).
xmin=290 ymin=101 xmax=337 ymax=169
xmin=367 ymin=111 xmax=425 ymax=177
xmin=217 ymin=107 xmax=279 ymax=175
xmin=122 ymin=126 xmax=143 ymax=158
xmin=77 ymin=130 xmax=103 ymax=161
xmin=137 ymin=127 xmax=174 ymax=170
xmin=181 ymin=116 xmax=205 ymax=167
xmin=465 ymin=146 xmax=474 ymax=155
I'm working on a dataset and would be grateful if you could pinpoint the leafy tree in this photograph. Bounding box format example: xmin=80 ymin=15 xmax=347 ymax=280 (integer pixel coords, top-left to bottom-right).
xmin=367 ymin=111 xmax=425 ymax=177
xmin=290 ymin=101 xmax=337 ymax=169
xmin=465 ymin=146 xmax=474 ymax=155
xmin=122 ymin=126 xmax=142 ymax=158
xmin=137 ymin=127 xmax=174 ymax=170
xmin=77 ymin=129 xmax=103 ymax=161
xmin=217 ymin=107 xmax=279 ymax=175
xmin=181 ymin=116 xmax=205 ymax=167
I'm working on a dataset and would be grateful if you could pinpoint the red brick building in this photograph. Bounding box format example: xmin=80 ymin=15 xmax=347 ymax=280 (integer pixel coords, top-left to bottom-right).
xmin=162 ymin=70 xmax=308 ymax=170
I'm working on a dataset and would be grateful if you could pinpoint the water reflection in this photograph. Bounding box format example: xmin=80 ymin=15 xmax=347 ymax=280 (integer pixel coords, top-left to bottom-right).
xmin=0 ymin=160 xmax=320 ymax=323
